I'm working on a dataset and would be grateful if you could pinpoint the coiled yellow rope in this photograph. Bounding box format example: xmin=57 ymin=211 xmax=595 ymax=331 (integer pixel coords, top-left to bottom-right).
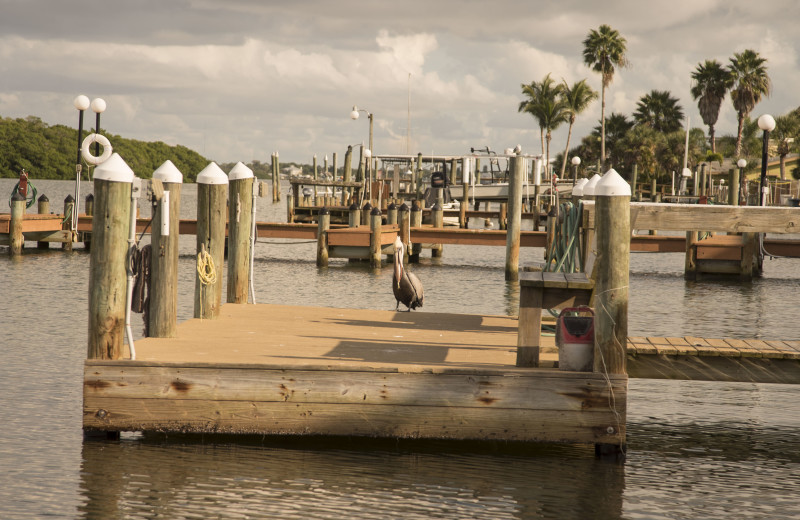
xmin=196 ymin=245 xmax=216 ymax=286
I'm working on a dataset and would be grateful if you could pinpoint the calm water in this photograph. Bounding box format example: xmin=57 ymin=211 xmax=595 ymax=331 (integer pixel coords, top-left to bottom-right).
xmin=2 ymin=179 xmax=799 ymax=519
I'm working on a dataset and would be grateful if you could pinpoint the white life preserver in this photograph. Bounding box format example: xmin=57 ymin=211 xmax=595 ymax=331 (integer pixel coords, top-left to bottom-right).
xmin=81 ymin=133 xmax=113 ymax=165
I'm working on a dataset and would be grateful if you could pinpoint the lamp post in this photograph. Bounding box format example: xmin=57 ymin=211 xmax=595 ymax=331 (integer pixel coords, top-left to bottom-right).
xmin=736 ymin=158 xmax=747 ymax=206
xmin=73 ymin=95 xmax=90 ymax=232
xmin=571 ymin=156 xmax=581 ymax=183
xmin=90 ymin=98 xmax=107 ymax=158
xmin=757 ymin=114 xmax=775 ymax=206
xmin=351 ymin=106 xmax=374 ymax=201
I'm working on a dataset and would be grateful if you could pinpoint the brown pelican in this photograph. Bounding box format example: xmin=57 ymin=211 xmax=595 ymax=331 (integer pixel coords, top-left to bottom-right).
xmin=392 ymin=236 xmax=424 ymax=311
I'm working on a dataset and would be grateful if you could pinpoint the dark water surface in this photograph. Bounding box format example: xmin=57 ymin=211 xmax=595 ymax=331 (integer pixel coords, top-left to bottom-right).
xmin=2 ymin=179 xmax=799 ymax=519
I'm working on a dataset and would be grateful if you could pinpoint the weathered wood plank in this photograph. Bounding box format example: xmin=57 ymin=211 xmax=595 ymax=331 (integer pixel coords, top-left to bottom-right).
xmin=627 ymin=354 xmax=800 ymax=384
xmin=83 ymin=398 xmax=625 ymax=444
xmin=83 ymin=365 xmax=625 ymax=412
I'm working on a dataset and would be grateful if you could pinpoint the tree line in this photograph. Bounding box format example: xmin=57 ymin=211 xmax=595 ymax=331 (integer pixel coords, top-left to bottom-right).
xmin=518 ymin=25 xmax=800 ymax=184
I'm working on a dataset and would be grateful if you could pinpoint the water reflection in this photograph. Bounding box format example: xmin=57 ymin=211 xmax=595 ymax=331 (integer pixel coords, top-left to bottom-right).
xmin=79 ymin=437 xmax=624 ymax=519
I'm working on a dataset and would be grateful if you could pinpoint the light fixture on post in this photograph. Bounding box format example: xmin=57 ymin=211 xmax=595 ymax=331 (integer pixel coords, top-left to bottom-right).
xmin=90 ymin=98 xmax=107 ymax=159
xmin=352 ymin=106 xmax=374 ymax=201
xmin=736 ymin=158 xmax=747 ymax=206
xmin=571 ymin=156 xmax=581 ymax=183
xmin=757 ymin=114 xmax=775 ymax=206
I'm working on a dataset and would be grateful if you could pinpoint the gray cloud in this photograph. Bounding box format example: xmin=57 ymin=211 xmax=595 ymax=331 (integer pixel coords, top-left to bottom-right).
xmin=0 ymin=0 xmax=797 ymax=167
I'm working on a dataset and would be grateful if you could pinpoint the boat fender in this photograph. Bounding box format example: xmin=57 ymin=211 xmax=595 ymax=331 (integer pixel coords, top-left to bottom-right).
xmin=81 ymin=133 xmax=113 ymax=165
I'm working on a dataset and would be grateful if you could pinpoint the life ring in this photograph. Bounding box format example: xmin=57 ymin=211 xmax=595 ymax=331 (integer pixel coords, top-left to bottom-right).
xmin=81 ymin=133 xmax=113 ymax=165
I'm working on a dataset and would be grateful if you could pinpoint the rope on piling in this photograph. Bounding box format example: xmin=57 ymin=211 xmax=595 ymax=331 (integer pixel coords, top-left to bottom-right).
xmin=197 ymin=245 xmax=217 ymax=286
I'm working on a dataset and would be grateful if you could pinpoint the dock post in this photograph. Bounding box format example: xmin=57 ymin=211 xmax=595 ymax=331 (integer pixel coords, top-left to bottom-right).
xmin=415 ymin=153 xmax=423 ymax=200
xmin=410 ymin=201 xmax=422 ymax=263
xmin=369 ymin=206 xmax=382 ymax=268
xmin=729 ymin=167 xmax=740 ymax=206
xmin=88 ymin=154 xmax=134 ymax=360
xmin=274 ymin=152 xmax=281 ymax=202
xmin=9 ymin=192 xmax=25 ymax=255
xmin=505 ymin=153 xmax=524 ymax=281
xmin=36 ymin=194 xmax=50 ymax=250
xmin=149 ymin=161 xmax=183 ymax=337
xmin=343 ymin=145 xmax=353 ymax=204
xmin=227 ymin=162 xmax=254 ymax=304
xmin=348 ymin=202 xmax=361 ymax=228
xmin=460 ymin=157 xmax=470 ymax=228
xmin=62 ymin=195 xmax=75 ymax=251
xmin=593 ymin=169 xmax=630 ymax=375
xmin=684 ymin=231 xmax=698 ymax=281
xmin=361 ymin=201 xmax=372 ymax=227
xmin=317 ymin=207 xmax=330 ymax=267
xmin=287 ymin=190 xmax=295 ymax=223
xmin=499 ymin=202 xmax=508 ymax=230
xmin=431 ymin=201 xmax=443 ymax=258
xmin=194 ymin=162 xmax=228 ymax=319
xmin=399 ymin=202 xmax=410 ymax=264
xmin=593 ymin=168 xmax=630 ymax=457
xmin=83 ymin=194 xmax=94 ymax=250
xmin=387 ymin=202 xmax=398 ymax=226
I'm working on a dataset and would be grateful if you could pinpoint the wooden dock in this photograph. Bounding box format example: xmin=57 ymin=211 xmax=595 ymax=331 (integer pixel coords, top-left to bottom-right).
xmin=83 ymin=304 xmax=799 ymax=441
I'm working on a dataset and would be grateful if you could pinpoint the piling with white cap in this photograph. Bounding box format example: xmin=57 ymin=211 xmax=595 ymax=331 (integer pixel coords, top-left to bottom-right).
xmin=227 ymin=162 xmax=254 ymax=304
xmin=194 ymin=162 xmax=228 ymax=319
xmin=593 ymin=168 xmax=630 ymax=376
xmin=88 ymin=153 xmax=134 ymax=360
xmin=149 ymin=160 xmax=183 ymax=337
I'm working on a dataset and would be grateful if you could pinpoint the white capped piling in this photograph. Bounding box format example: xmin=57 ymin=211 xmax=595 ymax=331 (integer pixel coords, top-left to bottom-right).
xmin=149 ymin=160 xmax=183 ymax=337
xmin=194 ymin=162 xmax=228 ymax=319
xmin=88 ymin=153 xmax=134 ymax=360
xmin=504 ymin=153 xmax=524 ymax=281
xmin=431 ymin=200 xmax=443 ymax=258
xmin=9 ymin=192 xmax=25 ymax=255
xmin=361 ymin=201 xmax=372 ymax=227
xmin=227 ymin=162 xmax=254 ymax=304
xmin=369 ymin=206 xmax=382 ymax=267
xmin=387 ymin=202 xmax=398 ymax=226
xmin=593 ymin=169 xmax=630 ymax=376
xmin=317 ymin=207 xmax=330 ymax=267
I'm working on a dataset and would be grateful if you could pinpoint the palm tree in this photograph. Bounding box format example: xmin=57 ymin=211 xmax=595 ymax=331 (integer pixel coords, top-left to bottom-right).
xmin=773 ymin=113 xmax=799 ymax=180
xmin=592 ymin=112 xmax=633 ymax=169
xmin=519 ymin=74 xmax=563 ymax=158
xmin=558 ymin=79 xmax=598 ymax=177
xmin=633 ymin=90 xmax=684 ymax=133
xmin=728 ymin=49 xmax=772 ymax=158
xmin=582 ymin=24 xmax=629 ymax=171
xmin=690 ymin=59 xmax=732 ymax=154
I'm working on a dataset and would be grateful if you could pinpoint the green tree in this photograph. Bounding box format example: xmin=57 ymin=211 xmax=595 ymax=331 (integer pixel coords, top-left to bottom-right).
xmin=729 ymin=49 xmax=772 ymax=158
xmin=633 ymin=90 xmax=684 ymax=133
xmin=773 ymin=113 xmax=799 ymax=180
xmin=620 ymin=125 xmax=664 ymax=182
xmin=690 ymin=59 xmax=733 ymax=154
xmin=591 ymin=112 xmax=633 ymax=169
xmin=519 ymin=73 xmax=564 ymax=158
xmin=558 ymin=78 xmax=597 ymax=178
xmin=582 ymin=24 xmax=629 ymax=171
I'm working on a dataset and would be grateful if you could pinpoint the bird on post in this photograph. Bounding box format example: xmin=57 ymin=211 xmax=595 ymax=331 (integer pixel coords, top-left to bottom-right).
xmin=392 ymin=236 xmax=424 ymax=311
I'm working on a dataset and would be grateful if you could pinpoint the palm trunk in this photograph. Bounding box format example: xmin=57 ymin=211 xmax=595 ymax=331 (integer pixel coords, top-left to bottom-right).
xmin=780 ymin=154 xmax=786 ymax=181
xmin=546 ymin=132 xmax=551 ymax=179
xmin=709 ymin=124 xmax=716 ymax=154
xmin=540 ymin=127 xmax=545 ymax=158
xmin=735 ymin=113 xmax=746 ymax=205
xmin=560 ymin=119 xmax=575 ymax=178
xmin=600 ymin=85 xmax=606 ymax=171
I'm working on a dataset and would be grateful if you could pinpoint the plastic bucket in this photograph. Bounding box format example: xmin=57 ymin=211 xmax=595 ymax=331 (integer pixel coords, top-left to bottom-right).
xmin=556 ymin=307 xmax=594 ymax=372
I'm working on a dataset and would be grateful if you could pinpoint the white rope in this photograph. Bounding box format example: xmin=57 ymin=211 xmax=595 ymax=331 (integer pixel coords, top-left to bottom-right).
xmin=197 ymin=245 xmax=217 ymax=286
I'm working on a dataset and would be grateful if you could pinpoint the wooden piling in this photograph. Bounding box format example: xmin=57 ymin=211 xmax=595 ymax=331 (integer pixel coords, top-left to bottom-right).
xmin=194 ymin=163 xmax=228 ymax=319
xmin=729 ymin=168 xmax=740 ymax=206
xmin=286 ymin=190 xmax=295 ymax=223
xmin=369 ymin=206 xmax=382 ymax=268
xmin=361 ymin=202 xmax=372 ymax=227
xmin=227 ymin=163 xmax=254 ymax=304
xmin=431 ymin=201 xmax=443 ymax=258
xmin=684 ymin=231 xmax=698 ymax=281
xmin=504 ymin=154 xmax=524 ymax=281
xmin=9 ymin=192 xmax=25 ymax=255
xmin=82 ymin=194 xmax=94 ymax=250
xmin=36 ymin=194 xmax=50 ymax=250
xmin=415 ymin=153 xmax=423 ymax=200
xmin=387 ymin=202 xmax=398 ymax=226
xmin=593 ymin=169 xmax=630 ymax=376
xmin=317 ymin=207 xmax=330 ymax=267
xmin=149 ymin=162 xmax=183 ymax=338
xmin=410 ymin=201 xmax=422 ymax=263
xmin=63 ymin=195 xmax=75 ymax=251
xmin=343 ymin=146 xmax=353 ymax=204
xmin=88 ymin=154 xmax=133 ymax=360
xmin=499 ymin=203 xmax=508 ymax=230
xmin=348 ymin=202 xmax=361 ymax=228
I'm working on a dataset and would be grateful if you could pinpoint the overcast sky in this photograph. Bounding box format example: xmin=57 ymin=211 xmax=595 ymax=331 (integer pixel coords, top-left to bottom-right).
xmin=1 ymin=0 xmax=798 ymax=168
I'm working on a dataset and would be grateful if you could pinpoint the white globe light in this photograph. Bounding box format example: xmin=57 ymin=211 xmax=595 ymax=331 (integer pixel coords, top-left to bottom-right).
xmin=364 ymin=148 xmax=372 ymax=158
xmin=90 ymin=98 xmax=107 ymax=113
xmin=757 ymin=114 xmax=776 ymax=132
xmin=73 ymin=95 xmax=90 ymax=111
xmin=350 ymin=106 xmax=359 ymax=120
xmin=571 ymin=156 xmax=581 ymax=166
xmin=737 ymin=158 xmax=747 ymax=168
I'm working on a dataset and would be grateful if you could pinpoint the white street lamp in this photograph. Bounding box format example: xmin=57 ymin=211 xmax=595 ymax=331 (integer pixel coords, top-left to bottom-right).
xmin=570 ymin=156 xmax=581 ymax=183
xmin=757 ymin=114 xmax=775 ymax=206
